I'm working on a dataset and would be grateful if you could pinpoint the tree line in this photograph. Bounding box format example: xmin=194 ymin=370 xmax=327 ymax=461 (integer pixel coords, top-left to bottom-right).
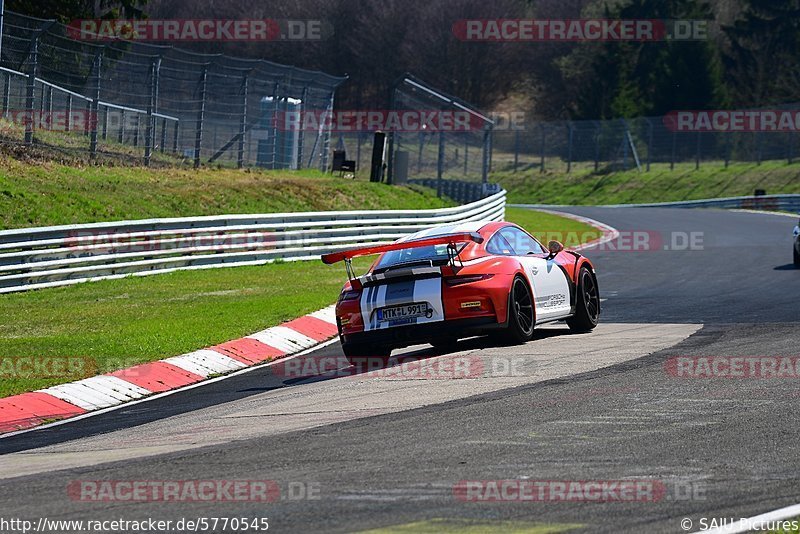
xmin=8 ymin=0 xmax=800 ymax=120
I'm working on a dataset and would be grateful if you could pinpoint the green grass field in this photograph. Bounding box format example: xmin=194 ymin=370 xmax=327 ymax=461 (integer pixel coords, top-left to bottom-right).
xmin=492 ymin=160 xmax=800 ymax=205
xmin=0 ymin=208 xmax=595 ymax=398
xmin=0 ymin=161 xmax=451 ymax=230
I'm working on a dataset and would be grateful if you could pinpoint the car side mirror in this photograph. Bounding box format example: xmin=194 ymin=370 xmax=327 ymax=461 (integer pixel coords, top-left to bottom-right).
xmin=547 ymin=240 xmax=564 ymax=258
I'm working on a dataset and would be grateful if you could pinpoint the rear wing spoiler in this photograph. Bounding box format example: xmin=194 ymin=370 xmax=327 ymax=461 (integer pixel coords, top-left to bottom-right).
xmin=321 ymin=232 xmax=484 ymax=265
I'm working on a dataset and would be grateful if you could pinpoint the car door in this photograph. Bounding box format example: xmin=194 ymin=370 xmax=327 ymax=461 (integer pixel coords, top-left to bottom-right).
xmin=500 ymin=227 xmax=572 ymax=322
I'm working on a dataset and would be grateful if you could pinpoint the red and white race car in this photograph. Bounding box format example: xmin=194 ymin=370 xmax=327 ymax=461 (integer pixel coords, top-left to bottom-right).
xmin=322 ymin=221 xmax=599 ymax=363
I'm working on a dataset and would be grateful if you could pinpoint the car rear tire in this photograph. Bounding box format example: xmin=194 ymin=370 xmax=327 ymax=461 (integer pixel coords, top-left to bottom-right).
xmin=567 ymin=266 xmax=600 ymax=332
xmin=498 ymin=275 xmax=535 ymax=344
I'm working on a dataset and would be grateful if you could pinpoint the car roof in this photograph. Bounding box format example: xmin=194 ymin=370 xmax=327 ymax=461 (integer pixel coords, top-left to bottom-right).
xmin=364 ymin=221 xmax=523 ymax=272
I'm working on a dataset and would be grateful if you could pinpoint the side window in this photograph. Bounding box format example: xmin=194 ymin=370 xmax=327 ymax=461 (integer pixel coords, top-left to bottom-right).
xmin=502 ymin=227 xmax=545 ymax=255
xmin=486 ymin=231 xmax=516 ymax=255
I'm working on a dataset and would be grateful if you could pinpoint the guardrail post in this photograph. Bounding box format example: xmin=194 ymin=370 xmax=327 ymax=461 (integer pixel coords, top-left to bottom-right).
xmin=172 ymin=119 xmax=179 ymax=154
xmin=436 ymin=130 xmax=445 ymax=197
xmin=237 ymin=74 xmax=248 ymax=168
xmin=133 ymin=114 xmax=139 ymax=147
xmin=89 ymin=51 xmax=102 ymax=159
xmin=194 ymin=66 xmax=208 ymax=169
xmin=144 ymin=57 xmax=160 ymax=166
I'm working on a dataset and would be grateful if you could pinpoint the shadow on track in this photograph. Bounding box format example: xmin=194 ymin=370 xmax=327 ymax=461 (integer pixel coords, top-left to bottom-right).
xmin=0 ymin=325 xmax=577 ymax=454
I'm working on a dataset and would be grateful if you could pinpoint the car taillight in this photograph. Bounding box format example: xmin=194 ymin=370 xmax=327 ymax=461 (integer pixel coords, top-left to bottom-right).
xmin=339 ymin=289 xmax=362 ymax=302
xmin=445 ymin=274 xmax=494 ymax=286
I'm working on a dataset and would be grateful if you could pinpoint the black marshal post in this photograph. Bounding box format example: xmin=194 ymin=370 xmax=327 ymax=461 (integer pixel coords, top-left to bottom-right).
xmin=369 ymin=131 xmax=386 ymax=183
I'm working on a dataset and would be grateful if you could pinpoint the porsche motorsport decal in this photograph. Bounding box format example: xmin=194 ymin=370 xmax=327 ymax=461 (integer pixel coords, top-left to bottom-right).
xmin=535 ymin=293 xmax=568 ymax=308
xmin=360 ymin=278 xmax=445 ymax=331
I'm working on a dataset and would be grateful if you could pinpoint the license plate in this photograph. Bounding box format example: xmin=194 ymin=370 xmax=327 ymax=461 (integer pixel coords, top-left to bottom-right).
xmin=377 ymin=303 xmax=429 ymax=322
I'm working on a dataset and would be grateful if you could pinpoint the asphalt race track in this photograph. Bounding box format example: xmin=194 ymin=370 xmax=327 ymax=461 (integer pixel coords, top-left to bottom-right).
xmin=1 ymin=207 xmax=798 ymax=533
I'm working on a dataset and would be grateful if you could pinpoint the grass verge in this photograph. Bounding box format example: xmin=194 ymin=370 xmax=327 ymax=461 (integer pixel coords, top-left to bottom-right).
xmin=0 ymin=160 xmax=451 ymax=230
xmin=0 ymin=208 xmax=597 ymax=398
xmin=493 ymin=160 xmax=800 ymax=205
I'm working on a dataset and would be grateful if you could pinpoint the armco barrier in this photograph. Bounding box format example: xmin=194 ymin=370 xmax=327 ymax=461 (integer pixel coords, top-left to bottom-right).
xmin=512 ymin=194 xmax=800 ymax=212
xmin=0 ymin=190 xmax=506 ymax=294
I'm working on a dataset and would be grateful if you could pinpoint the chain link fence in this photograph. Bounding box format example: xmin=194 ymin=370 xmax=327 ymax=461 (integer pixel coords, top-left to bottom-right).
xmin=492 ymin=112 xmax=800 ymax=175
xmin=386 ymin=76 xmax=493 ymax=188
xmin=0 ymin=10 xmax=346 ymax=169
xmin=330 ymin=75 xmax=495 ymax=199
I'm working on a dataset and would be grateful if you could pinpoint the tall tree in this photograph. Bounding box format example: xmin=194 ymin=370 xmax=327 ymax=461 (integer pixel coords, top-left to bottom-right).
xmin=721 ymin=0 xmax=800 ymax=106
xmin=7 ymin=0 xmax=148 ymax=22
xmin=552 ymin=0 xmax=724 ymax=119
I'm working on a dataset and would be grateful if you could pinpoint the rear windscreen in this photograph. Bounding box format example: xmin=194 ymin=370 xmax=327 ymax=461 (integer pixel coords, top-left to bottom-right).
xmin=375 ymin=243 xmax=465 ymax=270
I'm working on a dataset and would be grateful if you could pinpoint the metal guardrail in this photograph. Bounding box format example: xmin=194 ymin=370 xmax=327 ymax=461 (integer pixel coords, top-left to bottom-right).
xmin=0 ymin=191 xmax=506 ymax=294
xmin=604 ymin=194 xmax=800 ymax=211
xmin=511 ymin=194 xmax=800 ymax=212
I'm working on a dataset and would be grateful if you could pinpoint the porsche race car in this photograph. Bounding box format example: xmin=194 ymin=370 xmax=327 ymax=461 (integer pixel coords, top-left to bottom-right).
xmin=321 ymin=221 xmax=600 ymax=363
